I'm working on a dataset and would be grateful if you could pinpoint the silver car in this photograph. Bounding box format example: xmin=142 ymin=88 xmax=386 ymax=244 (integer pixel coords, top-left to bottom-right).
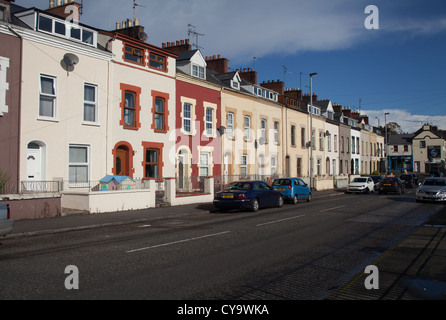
xmin=416 ymin=178 xmax=446 ymax=203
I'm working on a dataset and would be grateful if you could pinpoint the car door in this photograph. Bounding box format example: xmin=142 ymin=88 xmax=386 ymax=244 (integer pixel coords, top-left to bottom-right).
xmin=260 ymin=181 xmax=275 ymax=206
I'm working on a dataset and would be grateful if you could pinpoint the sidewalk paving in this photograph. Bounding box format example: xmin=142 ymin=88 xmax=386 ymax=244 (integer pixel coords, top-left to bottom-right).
xmin=327 ymin=205 xmax=446 ymax=300
xmin=3 ymin=188 xmax=445 ymax=300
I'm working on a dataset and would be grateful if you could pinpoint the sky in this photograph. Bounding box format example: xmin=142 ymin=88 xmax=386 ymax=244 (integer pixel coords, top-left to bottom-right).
xmin=15 ymin=0 xmax=446 ymax=133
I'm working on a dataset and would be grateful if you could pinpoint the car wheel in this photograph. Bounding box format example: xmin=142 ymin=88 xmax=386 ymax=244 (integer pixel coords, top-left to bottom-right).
xmin=307 ymin=193 xmax=312 ymax=202
xmin=277 ymin=196 xmax=284 ymax=208
xmin=251 ymin=198 xmax=259 ymax=212
xmin=292 ymin=194 xmax=298 ymax=204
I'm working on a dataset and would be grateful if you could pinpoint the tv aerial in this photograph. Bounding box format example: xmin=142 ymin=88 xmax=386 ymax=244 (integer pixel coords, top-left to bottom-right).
xmin=133 ymin=0 xmax=146 ymax=21
xmin=188 ymin=24 xmax=205 ymax=50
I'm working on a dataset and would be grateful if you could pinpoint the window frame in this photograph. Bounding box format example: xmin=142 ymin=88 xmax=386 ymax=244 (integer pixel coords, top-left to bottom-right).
xmin=183 ymin=103 xmax=192 ymax=134
xmin=240 ymin=154 xmax=248 ymax=177
xmin=39 ymin=74 xmax=57 ymax=120
xmin=68 ymin=144 xmax=90 ymax=185
xmin=124 ymin=44 xmax=145 ymax=65
xmin=199 ymin=152 xmax=210 ymax=177
xmin=83 ymin=83 xmax=98 ymax=125
xmin=244 ymin=116 xmax=251 ymax=141
xmin=148 ymin=52 xmax=167 ymax=71
xmin=154 ymin=97 xmax=165 ymax=131
xmin=227 ymin=112 xmax=234 ymax=139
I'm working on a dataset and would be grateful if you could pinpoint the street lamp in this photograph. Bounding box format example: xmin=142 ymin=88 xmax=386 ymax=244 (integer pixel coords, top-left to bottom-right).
xmin=385 ymin=112 xmax=389 ymax=175
xmin=309 ymin=73 xmax=318 ymax=190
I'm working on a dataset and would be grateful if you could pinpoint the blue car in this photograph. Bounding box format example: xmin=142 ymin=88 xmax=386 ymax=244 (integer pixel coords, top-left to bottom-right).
xmin=213 ymin=181 xmax=284 ymax=212
xmin=272 ymin=178 xmax=312 ymax=204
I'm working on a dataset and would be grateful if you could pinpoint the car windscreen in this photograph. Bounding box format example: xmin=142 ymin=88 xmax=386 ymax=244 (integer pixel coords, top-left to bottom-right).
xmin=400 ymin=175 xmax=411 ymax=181
xmin=353 ymin=178 xmax=367 ymax=183
xmin=272 ymin=179 xmax=291 ymax=186
xmin=423 ymin=179 xmax=446 ymax=186
xmin=224 ymin=182 xmax=251 ymax=190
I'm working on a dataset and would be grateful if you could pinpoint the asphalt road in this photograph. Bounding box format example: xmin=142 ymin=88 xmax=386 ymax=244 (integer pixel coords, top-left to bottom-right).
xmin=0 ymin=189 xmax=442 ymax=300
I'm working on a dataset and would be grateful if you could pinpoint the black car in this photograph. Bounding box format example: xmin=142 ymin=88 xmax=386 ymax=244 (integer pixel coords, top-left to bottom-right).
xmin=378 ymin=177 xmax=405 ymax=194
xmin=400 ymin=174 xmax=415 ymax=188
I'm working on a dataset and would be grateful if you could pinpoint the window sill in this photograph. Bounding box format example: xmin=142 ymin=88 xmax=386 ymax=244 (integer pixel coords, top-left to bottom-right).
xmin=37 ymin=117 xmax=59 ymax=123
xmin=82 ymin=121 xmax=100 ymax=127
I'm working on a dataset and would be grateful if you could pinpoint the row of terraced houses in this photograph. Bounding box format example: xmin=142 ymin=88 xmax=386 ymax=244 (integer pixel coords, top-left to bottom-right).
xmin=0 ymin=0 xmax=390 ymax=219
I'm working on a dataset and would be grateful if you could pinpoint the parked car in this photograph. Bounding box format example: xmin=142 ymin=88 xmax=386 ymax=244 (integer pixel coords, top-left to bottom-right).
xmin=214 ymin=181 xmax=284 ymax=212
xmin=416 ymin=177 xmax=446 ymax=203
xmin=378 ymin=177 xmax=405 ymax=194
xmin=0 ymin=203 xmax=13 ymax=237
xmin=272 ymin=178 xmax=311 ymax=203
xmin=347 ymin=177 xmax=375 ymax=194
xmin=370 ymin=175 xmax=383 ymax=191
xmin=400 ymin=174 xmax=416 ymax=188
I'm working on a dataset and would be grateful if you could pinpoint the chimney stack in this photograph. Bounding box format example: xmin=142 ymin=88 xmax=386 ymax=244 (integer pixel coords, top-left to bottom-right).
xmin=162 ymin=39 xmax=192 ymax=53
xmin=260 ymin=80 xmax=284 ymax=95
xmin=239 ymin=67 xmax=257 ymax=85
xmin=206 ymin=55 xmax=228 ymax=74
xmin=46 ymin=0 xmax=80 ymax=21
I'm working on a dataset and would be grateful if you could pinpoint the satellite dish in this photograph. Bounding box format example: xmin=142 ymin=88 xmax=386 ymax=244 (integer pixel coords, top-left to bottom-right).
xmin=138 ymin=31 xmax=148 ymax=42
xmin=63 ymin=53 xmax=79 ymax=67
xmin=258 ymin=137 xmax=265 ymax=145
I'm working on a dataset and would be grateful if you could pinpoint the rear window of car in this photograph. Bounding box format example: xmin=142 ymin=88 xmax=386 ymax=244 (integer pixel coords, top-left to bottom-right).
xmin=353 ymin=178 xmax=367 ymax=183
xmin=400 ymin=175 xmax=412 ymax=180
xmin=423 ymin=179 xmax=446 ymax=186
xmin=273 ymin=179 xmax=291 ymax=186
xmin=224 ymin=182 xmax=251 ymax=190
xmin=382 ymin=178 xmax=395 ymax=183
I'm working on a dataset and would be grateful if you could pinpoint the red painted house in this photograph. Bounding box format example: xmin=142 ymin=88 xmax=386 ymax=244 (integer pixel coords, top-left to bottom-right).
xmin=163 ymin=41 xmax=222 ymax=191
xmin=0 ymin=0 xmax=21 ymax=193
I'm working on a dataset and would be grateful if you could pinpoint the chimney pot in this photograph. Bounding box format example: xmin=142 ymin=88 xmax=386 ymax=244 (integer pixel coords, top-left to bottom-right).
xmin=116 ymin=22 xmax=121 ymax=30
xmin=176 ymin=41 xmax=180 ymax=45
xmin=180 ymin=40 xmax=184 ymax=45
xmin=162 ymin=43 xmax=166 ymax=48
xmin=213 ymin=55 xmax=216 ymax=59
xmin=49 ymin=0 xmax=55 ymax=8
xmin=134 ymin=18 xmax=139 ymax=26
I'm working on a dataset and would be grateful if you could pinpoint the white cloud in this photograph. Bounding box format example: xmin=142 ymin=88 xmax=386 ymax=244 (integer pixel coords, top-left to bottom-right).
xmin=362 ymin=109 xmax=446 ymax=134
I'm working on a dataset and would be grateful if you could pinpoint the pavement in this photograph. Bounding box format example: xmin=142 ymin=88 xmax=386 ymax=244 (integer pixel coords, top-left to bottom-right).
xmin=3 ymin=188 xmax=446 ymax=300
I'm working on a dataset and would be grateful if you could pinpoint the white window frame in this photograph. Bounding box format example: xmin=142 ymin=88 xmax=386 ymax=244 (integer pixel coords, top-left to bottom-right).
xmin=83 ymin=83 xmax=98 ymax=125
xmin=227 ymin=112 xmax=234 ymax=139
xmin=261 ymin=119 xmax=267 ymax=142
xmin=244 ymin=116 xmax=251 ymax=140
xmin=183 ymin=103 xmax=192 ymax=133
xmin=241 ymin=154 xmax=248 ymax=177
xmin=199 ymin=152 xmax=209 ymax=177
xmin=0 ymin=56 xmax=9 ymax=116
xmin=68 ymin=144 xmax=90 ymax=186
xmin=205 ymin=107 xmax=213 ymax=136
xmin=37 ymin=13 xmax=97 ymax=47
xmin=192 ymin=64 xmax=205 ymax=79
xmin=271 ymin=156 xmax=277 ymax=176
xmin=39 ymin=74 xmax=57 ymax=120
xmin=274 ymin=121 xmax=279 ymax=144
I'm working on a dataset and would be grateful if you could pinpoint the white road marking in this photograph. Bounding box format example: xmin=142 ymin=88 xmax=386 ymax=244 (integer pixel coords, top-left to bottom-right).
xmin=126 ymin=231 xmax=231 ymax=253
xmin=256 ymin=215 xmax=306 ymax=227
xmin=320 ymin=205 xmax=345 ymax=213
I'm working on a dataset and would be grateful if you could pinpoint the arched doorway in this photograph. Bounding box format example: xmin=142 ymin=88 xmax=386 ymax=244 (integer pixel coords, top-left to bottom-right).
xmin=26 ymin=141 xmax=45 ymax=181
xmin=113 ymin=142 xmax=134 ymax=178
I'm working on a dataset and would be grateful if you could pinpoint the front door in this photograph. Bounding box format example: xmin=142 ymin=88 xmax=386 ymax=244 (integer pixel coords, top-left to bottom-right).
xmin=116 ymin=147 xmax=129 ymax=176
xmin=27 ymin=147 xmax=41 ymax=181
xmin=178 ymin=154 xmax=184 ymax=191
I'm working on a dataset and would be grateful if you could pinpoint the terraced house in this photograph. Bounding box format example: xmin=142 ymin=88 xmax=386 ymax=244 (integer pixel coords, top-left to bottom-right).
xmin=1 ymin=0 xmax=395 ymax=219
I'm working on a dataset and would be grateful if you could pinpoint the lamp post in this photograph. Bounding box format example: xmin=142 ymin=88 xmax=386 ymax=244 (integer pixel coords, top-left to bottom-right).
xmin=385 ymin=112 xmax=389 ymax=175
xmin=309 ymin=73 xmax=318 ymax=190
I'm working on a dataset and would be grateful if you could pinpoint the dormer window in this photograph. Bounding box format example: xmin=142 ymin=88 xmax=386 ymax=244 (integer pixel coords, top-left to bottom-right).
xmin=231 ymin=79 xmax=240 ymax=90
xmin=36 ymin=13 xmax=97 ymax=47
xmin=192 ymin=64 xmax=205 ymax=79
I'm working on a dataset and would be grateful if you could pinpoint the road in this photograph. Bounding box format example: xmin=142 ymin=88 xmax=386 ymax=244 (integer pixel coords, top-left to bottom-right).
xmin=0 ymin=189 xmax=442 ymax=300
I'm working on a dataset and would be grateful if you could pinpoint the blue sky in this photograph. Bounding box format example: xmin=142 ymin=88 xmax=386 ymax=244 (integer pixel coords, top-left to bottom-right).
xmin=15 ymin=0 xmax=446 ymax=132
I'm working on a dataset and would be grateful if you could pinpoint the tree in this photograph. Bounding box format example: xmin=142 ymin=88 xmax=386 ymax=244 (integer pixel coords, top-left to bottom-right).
xmin=378 ymin=122 xmax=403 ymax=135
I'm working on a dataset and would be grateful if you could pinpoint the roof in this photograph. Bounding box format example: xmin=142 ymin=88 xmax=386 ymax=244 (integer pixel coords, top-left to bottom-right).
xmin=99 ymin=175 xmax=135 ymax=183
xmin=389 ymin=134 xmax=414 ymax=145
